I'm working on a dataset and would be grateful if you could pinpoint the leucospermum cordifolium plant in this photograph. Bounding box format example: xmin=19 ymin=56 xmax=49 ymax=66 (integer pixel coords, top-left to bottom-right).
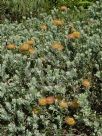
xmin=0 ymin=1 xmax=102 ymax=136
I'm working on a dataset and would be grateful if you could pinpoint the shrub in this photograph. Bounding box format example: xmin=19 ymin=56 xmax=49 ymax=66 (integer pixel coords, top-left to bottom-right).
xmin=0 ymin=1 xmax=102 ymax=135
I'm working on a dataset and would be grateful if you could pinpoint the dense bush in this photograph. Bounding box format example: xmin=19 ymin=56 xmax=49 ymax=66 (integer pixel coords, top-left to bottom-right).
xmin=0 ymin=1 xmax=102 ymax=136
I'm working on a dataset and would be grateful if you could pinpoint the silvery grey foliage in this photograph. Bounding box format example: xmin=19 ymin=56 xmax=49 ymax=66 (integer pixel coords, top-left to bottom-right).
xmin=0 ymin=1 xmax=102 ymax=135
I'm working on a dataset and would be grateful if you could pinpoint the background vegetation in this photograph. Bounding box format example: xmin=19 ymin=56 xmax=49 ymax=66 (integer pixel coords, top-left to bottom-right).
xmin=0 ymin=0 xmax=96 ymax=22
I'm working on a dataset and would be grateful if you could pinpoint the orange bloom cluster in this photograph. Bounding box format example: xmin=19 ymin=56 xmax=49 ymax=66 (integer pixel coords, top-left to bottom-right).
xmin=19 ymin=39 xmax=36 ymax=54
xmin=38 ymin=96 xmax=55 ymax=106
xmin=34 ymin=96 xmax=78 ymax=126
xmin=6 ymin=38 xmax=36 ymax=55
xmin=38 ymin=96 xmax=80 ymax=109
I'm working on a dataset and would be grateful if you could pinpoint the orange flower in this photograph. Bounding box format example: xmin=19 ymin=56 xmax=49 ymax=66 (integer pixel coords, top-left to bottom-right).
xmin=72 ymin=32 xmax=80 ymax=38
xmin=66 ymin=31 xmax=80 ymax=39
xmin=52 ymin=19 xmax=64 ymax=26
xmin=6 ymin=44 xmax=16 ymax=50
xmin=46 ymin=96 xmax=55 ymax=105
xmin=28 ymin=47 xmax=36 ymax=54
xmin=82 ymin=79 xmax=90 ymax=88
xmin=19 ymin=43 xmax=30 ymax=52
xmin=26 ymin=39 xmax=34 ymax=46
xmin=65 ymin=117 xmax=76 ymax=126
xmin=60 ymin=6 xmax=67 ymax=11
xmin=59 ymin=100 xmax=68 ymax=108
xmin=51 ymin=42 xmax=64 ymax=51
xmin=40 ymin=24 xmax=47 ymax=30
xmin=38 ymin=97 xmax=47 ymax=106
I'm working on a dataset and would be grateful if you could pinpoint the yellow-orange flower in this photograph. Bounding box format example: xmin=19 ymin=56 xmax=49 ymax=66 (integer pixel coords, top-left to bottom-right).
xmin=67 ymin=31 xmax=80 ymax=39
xmin=51 ymin=42 xmax=64 ymax=51
xmin=65 ymin=117 xmax=76 ymax=126
xmin=40 ymin=24 xmax=47 ymax=30
xmin=28 ymin=47 xmax=36 ymax=54
xmin=6 ymin=44 xmax=16 ymax=50
xmin=26 ymin=39 xmax=34 ymax=46
xmin=59 ymin=100 xmax=68 ymax=108
xmin=60 ymin=6 xmax=67 ymax=11
xmin=38 ymin=98 xmax=47 ymax=106
xmin=19 ymin=43 xmax=30 ymax=52
xmin=19 ymin=42 xmax=36 ymax=55
xmin=73 ymin=32 xmax=80 ymax=38
xmin=82 ymin=79 xmax=90 ymax=88
xmin=52 ymin=19 xmax=64 ymax=26
xmin=46 ymin=96 xmax=55 ymax=105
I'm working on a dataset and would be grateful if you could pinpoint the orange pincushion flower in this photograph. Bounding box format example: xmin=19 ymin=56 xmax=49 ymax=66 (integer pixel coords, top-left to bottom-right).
xmin=67 ymin=31 xmax=80 ymax=39
xmin=19 ymin=43 xmax=30 ymax=52
xmin=59 ymin=100 xmax=68 ymax=108
xmin=46 ymin=96 xmax=55 ymax=105
xmin=26 ymin=39 xmax=34 ymax=46
xmin=82 ymin=79 xmax=90 ymax=88
xmin=28 ymin=47 xmax=36 ymax=54
xmin=72 ymin=32 xmax=80 ymax=38
xmin=52 ymin=19 xmax=64 ymax=26
xmin=40 ymin=24 xmax=47 ymax=30
xmin=65 ymin=117 xmax=76 ymax=126
xmin=51 ymin=42 xmax=64 ymax=51
xmin=38 ymin=97 xmax=47 ymax=106
xmin=60 ymin=6 xmax=67 ymax=11
xmin=6 ymin=44 xmax=16 ymax=50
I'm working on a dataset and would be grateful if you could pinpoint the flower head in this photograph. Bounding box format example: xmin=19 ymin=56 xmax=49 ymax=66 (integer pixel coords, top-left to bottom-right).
xmin=52 ymin=19 xmax=64 ymax=26
xmin=60 ymin=6 xmax=67 ymax=11
xmin=65 ymin=117 xmax=76 ymax=126
xmin=6 ymin=44 xmax=16 ymax=50
xmin=51 ymin=42 xmax=64 ymax=51
xmin=40 ymin=24 xmax=47 ymax=30
xmin=26 ymin=39 xmax=35 ymax=46
xmin=59 ymin=100 xmax=68 ymax=108
xmin=46 ymin=96 xmax=55 ymax=105
xmin=66 ymin=31 xmax=80 ymax=39
xmin=38 ymin=97 xmax=47 ymax=106
xmin=28 ymin=47 xmax=36 ymax=54
xmin=19 ymin=43 xmax=30 ymax=52
xmin=82 ymin=79 xmax=90 ymax=88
